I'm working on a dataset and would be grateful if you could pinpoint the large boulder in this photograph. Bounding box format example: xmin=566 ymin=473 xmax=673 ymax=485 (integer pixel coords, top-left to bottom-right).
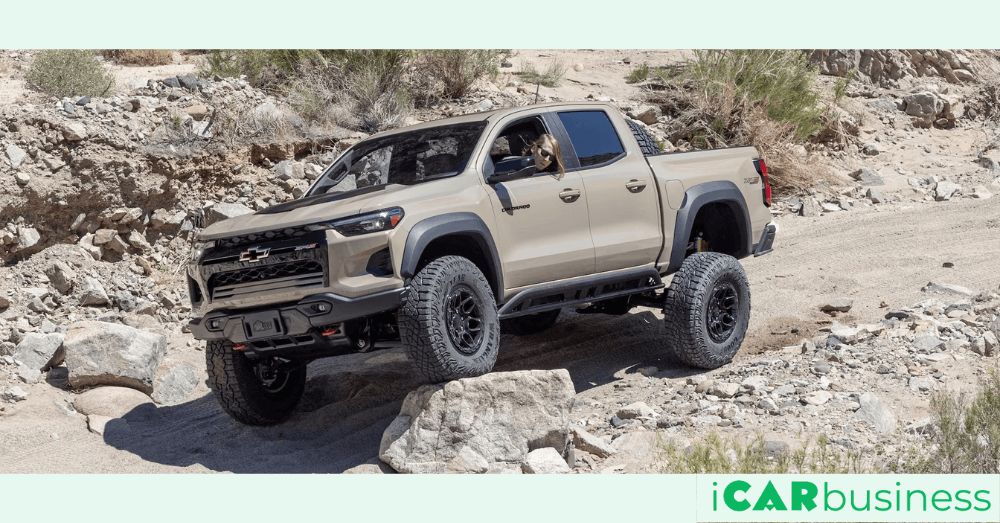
xmin=77 ymin=277 xmax=110 ymax=306
xmin=854 ymin=392 xmax=896 ymax=433
xmin=204 ymin=203 xmax=254 ymax=227
xmin=151 ymin=363 xmax=200 ymax=405
xmin=73 ymin=386 xmax=153 ymax=418
xmin=13 ymin=332 xmax=66 ymax=371
xmin=379 ymin=369 xmax=575 ymax=473
xmin=45 ymin=261 xmax=77 ymax=294
xmin=63 ymin=321 xmax=167 ymax=394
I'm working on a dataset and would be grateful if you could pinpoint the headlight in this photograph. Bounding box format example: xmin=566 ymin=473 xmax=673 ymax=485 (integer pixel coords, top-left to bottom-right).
xmin=190 ymin=240 xmax=215 ymax=263
xmin=306 ymin=208 xmax=404 ymax=237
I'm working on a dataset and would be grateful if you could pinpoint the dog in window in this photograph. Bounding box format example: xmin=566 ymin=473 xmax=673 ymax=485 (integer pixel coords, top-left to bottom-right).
xmin=522 ymin=134 xmax=565 ymax=180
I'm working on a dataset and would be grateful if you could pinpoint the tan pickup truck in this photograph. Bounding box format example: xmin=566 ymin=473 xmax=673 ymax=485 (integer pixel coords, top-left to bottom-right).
xmin=186 ymin=102 xmax=776 ymax=425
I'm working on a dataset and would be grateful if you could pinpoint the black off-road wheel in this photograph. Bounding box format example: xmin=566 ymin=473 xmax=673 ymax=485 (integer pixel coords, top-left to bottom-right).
xmin=206 ymin=340 xmax=307 ymax=426
xmin=662 ymin=252 xmax=750 ymax=369
xmin=399 ymin=256 xmax=500 ymax=383
xmin=501 ymin=309 xmax=561 ymax=336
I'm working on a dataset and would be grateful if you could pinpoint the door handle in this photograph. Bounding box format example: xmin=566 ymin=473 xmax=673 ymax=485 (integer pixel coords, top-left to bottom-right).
xmin=626 ymin=179 xmax=647 ymax=193
xmin=558 ymin=189 xmax=581 ymax=202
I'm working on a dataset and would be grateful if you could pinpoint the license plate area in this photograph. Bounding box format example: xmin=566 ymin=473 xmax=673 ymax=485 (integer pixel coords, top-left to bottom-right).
xmin=243 ymin=311 xmax=284 ymax=340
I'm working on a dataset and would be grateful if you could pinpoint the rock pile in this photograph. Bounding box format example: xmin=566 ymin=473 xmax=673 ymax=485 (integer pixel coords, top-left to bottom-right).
xmin=811 ymin=50 xmax=979 ymax=89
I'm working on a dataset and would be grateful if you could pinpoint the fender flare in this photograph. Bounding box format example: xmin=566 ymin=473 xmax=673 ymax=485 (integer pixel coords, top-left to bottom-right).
xmin=400 ymin=212 xmax=504 ymax=298
xmin=666 ymin=181 xmax=752 ymax=274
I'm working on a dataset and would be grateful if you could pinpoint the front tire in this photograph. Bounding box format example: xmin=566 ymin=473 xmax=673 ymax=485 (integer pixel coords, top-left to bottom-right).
xmin=399 ymin=256 xmax=500 ymax=383
xmin=501 ymin=309 xmax=561 ymax=336
xmin=205 ymin=340 xmax=307 ymax=425
xmin=662 ymin=252 xmax=750 ymax=369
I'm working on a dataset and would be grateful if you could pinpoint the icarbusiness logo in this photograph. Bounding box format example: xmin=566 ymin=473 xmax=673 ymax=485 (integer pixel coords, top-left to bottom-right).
xmin=696 ymin=475 xmax=999 ymax=522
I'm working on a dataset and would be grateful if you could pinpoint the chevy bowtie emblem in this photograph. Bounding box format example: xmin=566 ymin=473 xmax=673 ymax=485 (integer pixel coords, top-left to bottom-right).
xmin=240 ymin=247 xmax=270 ymax=263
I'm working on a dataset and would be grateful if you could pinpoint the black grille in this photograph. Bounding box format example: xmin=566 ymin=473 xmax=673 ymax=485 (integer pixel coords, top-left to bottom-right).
xmin=215 ymin=226 xmax=311 ymax=249
xmin=208 ymin=260 xmax=325 ymax=300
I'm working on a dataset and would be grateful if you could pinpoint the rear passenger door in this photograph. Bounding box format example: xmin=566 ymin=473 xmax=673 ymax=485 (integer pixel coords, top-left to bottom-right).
xmin=553 ymin=110 xmax=661 ymax=273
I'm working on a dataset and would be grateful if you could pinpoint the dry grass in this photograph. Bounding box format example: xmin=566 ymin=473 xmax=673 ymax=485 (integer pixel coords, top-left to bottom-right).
xmin=519 ymin=59 xmax=567 ymax=87
xmin=100 ymin=49 xmax=173 ymax=66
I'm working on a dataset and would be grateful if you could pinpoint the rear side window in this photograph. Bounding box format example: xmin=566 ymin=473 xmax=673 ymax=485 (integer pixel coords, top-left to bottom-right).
xmin=557 ymin=111 xmax=625 ymax=167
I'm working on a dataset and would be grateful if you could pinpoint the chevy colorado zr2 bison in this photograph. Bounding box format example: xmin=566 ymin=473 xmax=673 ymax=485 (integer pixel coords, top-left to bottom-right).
xmin=186 ymin=102 xmax=777 ymax=425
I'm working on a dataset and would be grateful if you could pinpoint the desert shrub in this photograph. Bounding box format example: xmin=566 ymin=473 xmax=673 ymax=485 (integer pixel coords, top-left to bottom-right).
xmin=100 ymin=49 xmax=173 ymax=66
xmin=202 ymin=49 xmax=413 ymax=133
xmin=658 ymin=433 xmax=868 ymax=474
xmin=919 ymin=369 xmax=1000 ymax=473
xmin=519 ymin=59 xmax=567 ymax=87
xmin=647 ymin=50 xmax=835 ymax=193
xmin=25 ymin=49 xmax=115 ymax=98
xmin=626 ymin=62 xmax=650 ymax=84
xmin=418 ymin=49 xmax=501 ymax=99
xmin=202 ymin=49 xmax=325 ymax=90
xmin=324 ymin=50 xmax=413 ymax=132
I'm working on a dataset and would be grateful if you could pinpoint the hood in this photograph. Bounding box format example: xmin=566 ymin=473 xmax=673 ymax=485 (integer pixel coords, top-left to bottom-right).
xmin=198 ymin=184 xmax=409 ymax=240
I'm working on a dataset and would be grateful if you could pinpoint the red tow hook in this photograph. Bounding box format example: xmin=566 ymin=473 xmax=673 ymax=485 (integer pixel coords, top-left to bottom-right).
xmin=321 ymin=327 xmax=340 ymax=337
xmin=232 ymin=344 xmax=247 ymax=351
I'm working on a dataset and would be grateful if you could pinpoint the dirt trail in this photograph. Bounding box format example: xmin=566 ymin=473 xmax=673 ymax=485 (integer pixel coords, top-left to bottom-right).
xmin=742 ymin=194 xmax=1000 ymax=354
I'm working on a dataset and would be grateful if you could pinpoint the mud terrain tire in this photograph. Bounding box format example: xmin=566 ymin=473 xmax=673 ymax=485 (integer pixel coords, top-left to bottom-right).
xmin=501 ymin=309 xmax=561 ymax=336
xmin=206 ymin=339 xmax=307 ymax=425
xmin=399 ymin=256 xmax=500 ymax=382
xmin=663 ymin=252 xmax=750 ymax=369
xmin=626 ymin=118 xmax=661 ymax=157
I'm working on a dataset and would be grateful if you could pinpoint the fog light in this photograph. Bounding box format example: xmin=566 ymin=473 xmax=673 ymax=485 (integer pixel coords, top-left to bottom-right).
xmin=209 ymin=319 xmax=220 ymax=329
xmin=313 ymin=304 xmax=328 ymax=313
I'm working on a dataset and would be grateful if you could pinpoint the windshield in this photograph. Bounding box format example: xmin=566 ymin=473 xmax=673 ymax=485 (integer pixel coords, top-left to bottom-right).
xmin=307 ymin=121 xmax=488 ymax=197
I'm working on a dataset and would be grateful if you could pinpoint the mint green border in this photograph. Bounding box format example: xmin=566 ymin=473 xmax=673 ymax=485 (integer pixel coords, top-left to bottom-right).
xmin=3 ymin=1 xmax=994 ymax=522
xmin=4 ymin=0 xmax=1000 ymax=47
xmin=0 ymin=475 xmax=699 ymax=522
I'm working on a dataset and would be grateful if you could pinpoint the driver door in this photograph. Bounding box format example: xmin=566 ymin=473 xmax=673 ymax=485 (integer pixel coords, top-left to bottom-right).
xmin=484 ymin=115 xmax=594 ymax=291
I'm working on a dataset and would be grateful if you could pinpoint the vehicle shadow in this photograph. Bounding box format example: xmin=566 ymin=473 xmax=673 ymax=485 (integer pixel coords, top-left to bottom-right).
xmin=102 ymin=309 xmax=706 ymax=473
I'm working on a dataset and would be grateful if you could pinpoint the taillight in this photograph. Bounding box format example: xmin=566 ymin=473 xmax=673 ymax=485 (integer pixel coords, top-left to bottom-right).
xmin=755 ymin=159 xmax=772 ymax=207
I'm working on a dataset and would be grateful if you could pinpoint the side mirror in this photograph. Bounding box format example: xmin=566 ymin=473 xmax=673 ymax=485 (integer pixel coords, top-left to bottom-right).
xmin=487 ymin=157 xmax=536 ymax=184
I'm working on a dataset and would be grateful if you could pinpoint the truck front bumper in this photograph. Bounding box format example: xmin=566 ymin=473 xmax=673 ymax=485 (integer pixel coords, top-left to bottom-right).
xmin=188 ymin=287 xmax=406 ymax=345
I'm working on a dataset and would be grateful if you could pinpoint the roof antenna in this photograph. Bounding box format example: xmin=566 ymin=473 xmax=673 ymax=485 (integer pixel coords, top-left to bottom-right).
xmin=534 ymin=82 xmax=540 ymax=104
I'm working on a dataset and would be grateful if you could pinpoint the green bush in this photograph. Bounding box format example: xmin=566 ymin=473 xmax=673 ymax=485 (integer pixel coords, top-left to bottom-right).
xmin=664 ymin=49 xmax=824 ymax=141
xmin=626 ymin=62 xmax=650 ymax=84
xmin=202 ymin=49 xmax=414 ymax=133
xmin=519 ymin=59 xmax=567 ymax=88
xmin=100 ymin=49 xmax=173 ymax=66
xmin=25 ymin=49 xmax=115 ymax=98
xmin=419 ymin=49 xmax=501 ymax=99
xmin=919 ymin=369 xmax=1000 ymax=473
xmin=203 ymin=49 xmax=324 ymax=89
xmin=658 ymin=433 xmax=867 ymax=474
xmin=647 ymin=49 xmax=836 ymax=192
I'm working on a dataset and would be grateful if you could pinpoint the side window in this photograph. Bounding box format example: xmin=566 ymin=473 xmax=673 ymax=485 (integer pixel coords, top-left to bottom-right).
xmin=484 ymin=117 xmax=548 ymax=176
xmin=349 ymin=146 xmax=392 ymax=187
xmin=557 ymin=111 xmax=625 ymax=168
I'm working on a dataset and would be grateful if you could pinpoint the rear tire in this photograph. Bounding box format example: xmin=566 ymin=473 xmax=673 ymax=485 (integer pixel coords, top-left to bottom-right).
xmin=501 ymin=309 xmax=561 ymax=336
xmin=206 ymin=340 xmax=307 ymax=425
xmin=399 ymin=256 xmax=500 ymax=383
xmin=662 ymin=252 xmax=750 ymax=369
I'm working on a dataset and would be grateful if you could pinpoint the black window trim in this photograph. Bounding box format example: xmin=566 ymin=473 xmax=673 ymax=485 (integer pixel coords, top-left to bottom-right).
xmin=549 ymin=109 xmax=627 ymax=174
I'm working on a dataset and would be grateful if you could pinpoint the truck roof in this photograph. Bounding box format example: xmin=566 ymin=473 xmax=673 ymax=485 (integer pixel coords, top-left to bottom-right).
xmin=369 ymin=101 xmax=618 ymax=138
